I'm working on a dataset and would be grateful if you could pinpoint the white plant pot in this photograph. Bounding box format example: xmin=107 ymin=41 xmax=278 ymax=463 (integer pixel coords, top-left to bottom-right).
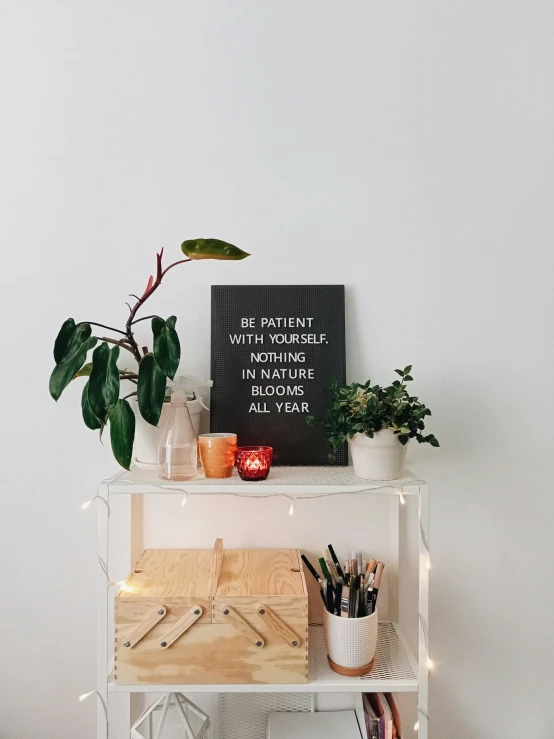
xmin=348 ymin=429 xmax=408 ymax=480
xmin=323 ymin=607 xmax=379 ymax=675
xmin=130 ymin=398 xmax=203 ymax=470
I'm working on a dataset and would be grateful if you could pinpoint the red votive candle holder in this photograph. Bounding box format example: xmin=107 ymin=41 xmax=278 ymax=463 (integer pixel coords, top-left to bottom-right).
xmin=235 ymin=446 xmax=273 ymax=481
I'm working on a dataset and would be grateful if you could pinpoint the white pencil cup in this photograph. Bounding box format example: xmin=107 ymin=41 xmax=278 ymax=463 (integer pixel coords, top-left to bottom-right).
xmin=323 ymin=608 xmax=379 ymax=676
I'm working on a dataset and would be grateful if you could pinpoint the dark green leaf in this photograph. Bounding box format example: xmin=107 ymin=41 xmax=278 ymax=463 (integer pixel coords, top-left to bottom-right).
xmin=181 ymin=238 xmax=250 ymax=260
xmin=398 ymin=434 xmax=409 ymax=445
xmin=137 ymin=354 xmax=166 ymax=426
xmin=81 ymin=381 xmax=101 ymax=430
xmin=109 ymin=399 xmax=135 ymax=470
xmin=49 ymin=336 xmax=98 ymax=401
xmin=403 ymin=365 xmax=412 ymax=375
xmin=54 ymin=319 xmax=92 ymax=365
xmin=404 ymin=375 xmax=413 ymax=381
xmin=394 ymin=369 xmax=404 ymax=377
xmin=428 ymin=434 xmax=440 ymax=447
xmin=76 ymin=362 xmax=93 ymax=378
xmin=152 ymin=316 xmax=181 ymax=380
xmin=88 ymin=343 xmax=121 ymax=424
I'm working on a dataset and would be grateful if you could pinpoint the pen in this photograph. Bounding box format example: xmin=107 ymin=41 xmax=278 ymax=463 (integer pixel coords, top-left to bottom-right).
xmin=319 ymin=557 xmax=332 ymax=582
xmin=301 ymin=554 xmax=326 ymax=605
xmin=334 ymin=580 xmax=342 ymax=616
xmin=371 ymin=562 xmax=385 ymax=610
xmin=340 ymin=584 xmax=350 ymax=617
xmin=348 ymin=577 xmax=358 ymax=618
xmin=328 ymin=544 xmax=345 ymax=581
xmin=301 ymin=554 xmax=321 ymax=584
xmin=366 ymin=559 xmax=377 ymax=575
xmin=325 ymin=576 xmax=335 ymax=613
xmin=322 ymin=550 xmax=340 ymax=584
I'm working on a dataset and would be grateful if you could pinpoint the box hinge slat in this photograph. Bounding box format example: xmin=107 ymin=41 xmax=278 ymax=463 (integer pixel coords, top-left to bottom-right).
xmin=219 ymin=604 xmax=265 ymax=648
xmin=257 ymin=604 xmax=302 ymax=648
xmin=159 ymin=605 xmax=203 ymax=649
xmin=122 ymin=605 xmax=167 ymax=649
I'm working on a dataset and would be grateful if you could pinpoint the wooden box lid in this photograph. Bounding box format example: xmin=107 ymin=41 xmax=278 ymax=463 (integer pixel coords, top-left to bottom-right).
xmin=216 ymin=548 xmax=305 ymax=597
xmin=119 ymin=548 xmax=213 ymax=599
xmin=118 ymin=540 xmax=307 ymax=601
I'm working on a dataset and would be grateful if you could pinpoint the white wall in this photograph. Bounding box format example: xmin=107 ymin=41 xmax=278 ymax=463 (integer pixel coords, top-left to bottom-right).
xmin=1 ymin=2 xmax=553 ymax=737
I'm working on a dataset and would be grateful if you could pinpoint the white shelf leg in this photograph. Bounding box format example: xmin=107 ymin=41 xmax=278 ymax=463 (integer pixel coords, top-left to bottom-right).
xmin=418 ymin=484 xmax=430 ymax=739
xmin=96 ymin=483 xmax=109 ymax=739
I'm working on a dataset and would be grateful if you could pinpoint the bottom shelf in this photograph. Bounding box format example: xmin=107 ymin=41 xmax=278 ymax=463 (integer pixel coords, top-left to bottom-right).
xmin=109 ymin=621 xmax=418 ymax=693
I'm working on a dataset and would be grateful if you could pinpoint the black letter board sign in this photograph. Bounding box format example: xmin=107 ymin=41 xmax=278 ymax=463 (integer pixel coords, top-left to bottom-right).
xmin=210 ymin=285 xmax=347 ymax=466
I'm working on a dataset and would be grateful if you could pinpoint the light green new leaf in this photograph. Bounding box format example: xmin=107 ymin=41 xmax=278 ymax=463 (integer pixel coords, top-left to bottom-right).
xmin=109 ymin=399 xmax=135 ymax=470
xmin=181 ymin=238 xmax=250 ymax=260
xmin=81 ymin=380 xmax=101 ymax=430
xmin=53 ymin=318 xmax=92 ymax=365
xmin=137 ymin=354 xmax=166 ymax=426
xmin=49 ymin=336 xmax=98 ymax=401
xmin=88 ymin=343 xmax=121 ymax=424
xmin=152 ymin=315 xmax=180 ymax=380
xmin=76 ymin=362 xmax=93 ymax=378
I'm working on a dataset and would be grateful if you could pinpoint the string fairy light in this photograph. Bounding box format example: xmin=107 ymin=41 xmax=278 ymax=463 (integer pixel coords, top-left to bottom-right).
xmin=79 ymin=689 xmax=108 ymax=734
xmin=98 ymin=556 xmax=132 ymax=591
xmin=80 ymin=493 xmax=110 ymax=515
xmin=97 ymin=474 xmax=435 ymax=731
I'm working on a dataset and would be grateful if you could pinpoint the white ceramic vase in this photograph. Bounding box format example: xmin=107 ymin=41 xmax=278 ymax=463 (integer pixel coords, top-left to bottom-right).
xmin=348 ymin=429 xmax=408 ymax=480
xmin=130 ymin=398 xmax=203 ymax=470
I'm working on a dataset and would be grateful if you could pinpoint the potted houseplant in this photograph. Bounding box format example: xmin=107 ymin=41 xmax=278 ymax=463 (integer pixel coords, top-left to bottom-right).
xmin=49 ymin=238 xmax=249 ymax=470
xmin=307 ymin=366 xmax=439 ymax=480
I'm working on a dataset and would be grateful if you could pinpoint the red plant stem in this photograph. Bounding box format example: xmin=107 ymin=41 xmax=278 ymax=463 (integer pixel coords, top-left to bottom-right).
xmin=124 ymin=253 xmax=192 ymax=362
xmin=161 ymin=258 xmax=192 ymax=279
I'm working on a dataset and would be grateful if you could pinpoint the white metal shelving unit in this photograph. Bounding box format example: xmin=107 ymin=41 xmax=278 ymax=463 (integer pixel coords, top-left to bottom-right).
xmin=96 ymin=467 xmax=430 ymax=739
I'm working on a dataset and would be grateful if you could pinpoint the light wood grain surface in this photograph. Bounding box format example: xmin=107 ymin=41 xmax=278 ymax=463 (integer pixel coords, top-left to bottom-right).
xmin=216 ymin=549 xmax=304 ymax=596
xmin=121 ymin=549 xmax=212 ymax=598
xmin=115 ymin=623 xmax=308 ymax=685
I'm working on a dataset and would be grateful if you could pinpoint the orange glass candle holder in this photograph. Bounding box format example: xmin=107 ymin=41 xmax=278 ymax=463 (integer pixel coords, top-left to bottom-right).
xmin=235 ymin=446 xmax=273 ymax=481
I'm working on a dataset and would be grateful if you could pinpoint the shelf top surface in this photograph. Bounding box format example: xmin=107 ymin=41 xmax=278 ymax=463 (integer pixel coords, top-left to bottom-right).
xmin=109 ymin=622 xmax=418 ymax=693
xmin=103 ymin=465 xmax=426 ymax=495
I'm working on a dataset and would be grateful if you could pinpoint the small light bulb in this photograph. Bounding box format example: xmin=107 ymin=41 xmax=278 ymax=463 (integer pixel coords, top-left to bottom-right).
xmin=118 ymin=582 xmax=133 ymax=593
xmin=427 ymin=657 xmax=434 ymax=669
xmin=399 ymin=492 xmax=406 ymax=505
xmin=79 ymin=691 xmax=94 ymax=702
xmin=181 ymin=494 xmax=188 ymax=507
xmin=288 ymin=501 xmax=294 ymax=516
xmin=414 ymin=720 xmax=419 ymax=731
xmin=81 ymin=499 xmax=92 ymax=510
xmin=426 ymin=558 xmax=432 ymax=570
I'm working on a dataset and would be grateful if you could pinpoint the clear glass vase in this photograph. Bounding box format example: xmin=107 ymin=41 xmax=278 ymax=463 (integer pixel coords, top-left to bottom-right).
xmin=158 ymin=391 xmax=197 ymax=481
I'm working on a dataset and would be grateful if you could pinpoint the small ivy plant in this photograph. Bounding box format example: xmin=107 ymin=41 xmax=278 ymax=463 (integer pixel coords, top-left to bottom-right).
xmin=306 ymin=366 xmax=439 ymax=462
xmin=49 ymin=238 xmax=249 ymax=469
